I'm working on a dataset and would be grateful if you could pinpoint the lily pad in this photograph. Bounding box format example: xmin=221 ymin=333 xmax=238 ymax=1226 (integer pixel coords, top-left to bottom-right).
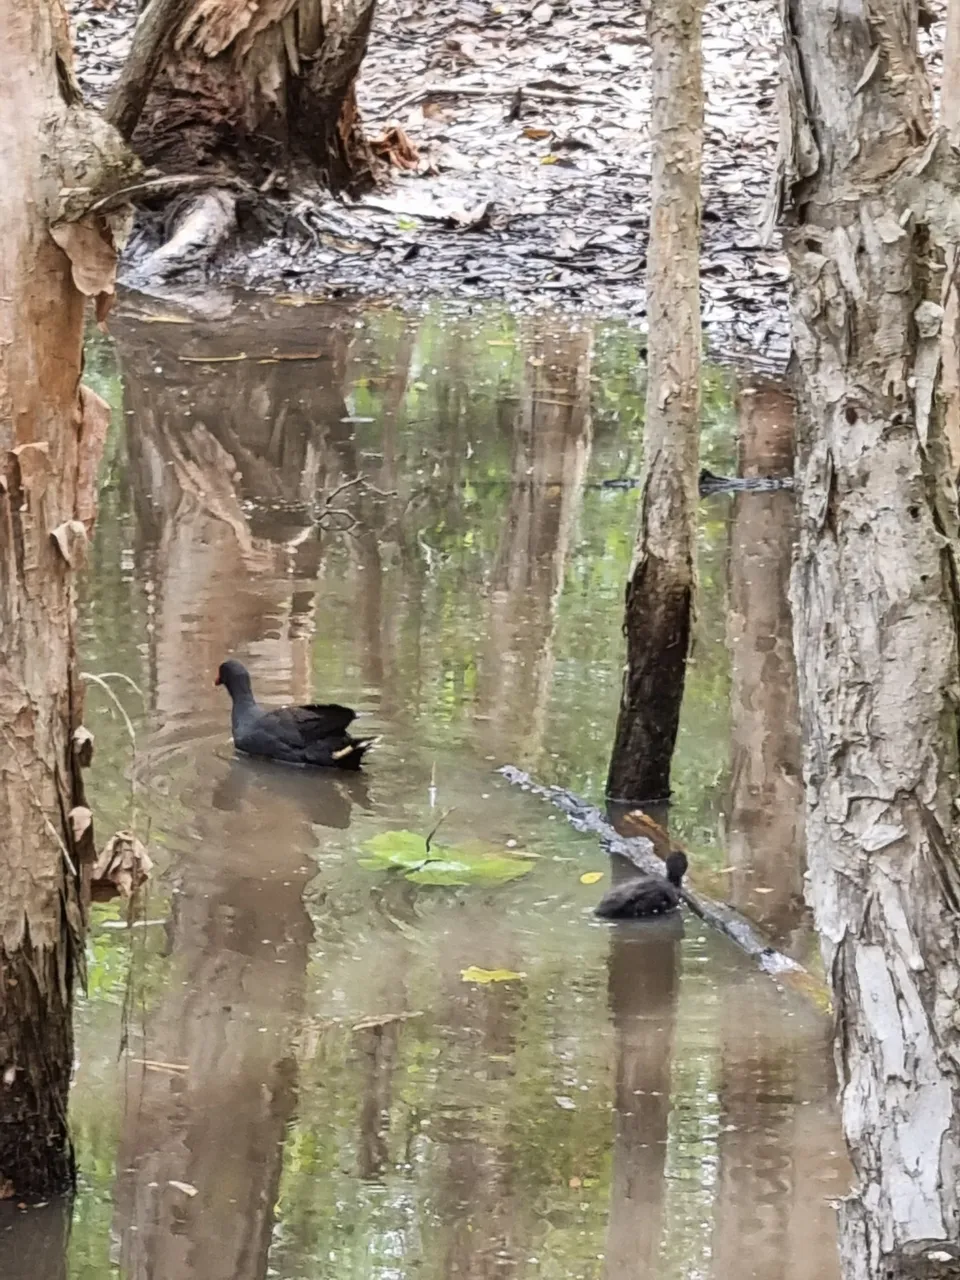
xmin=360 ymin=830 xmax=534 ymax=887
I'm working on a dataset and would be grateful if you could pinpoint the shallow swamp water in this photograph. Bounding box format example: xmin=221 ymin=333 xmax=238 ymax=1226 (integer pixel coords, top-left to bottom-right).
xmin=4 ymin=297 xmax=850 ymax=1279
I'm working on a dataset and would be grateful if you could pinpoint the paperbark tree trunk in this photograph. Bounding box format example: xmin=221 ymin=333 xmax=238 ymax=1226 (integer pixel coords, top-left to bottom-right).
xmin=0 ymin=0 xmax=136 ymax=1199
xmin=109 ymin=0 xmax=377 ymax=192
xmin=607 ymin=0 xmax=704 ymax=804
xmin=780 ymin=0 xmax=960 ymax=1274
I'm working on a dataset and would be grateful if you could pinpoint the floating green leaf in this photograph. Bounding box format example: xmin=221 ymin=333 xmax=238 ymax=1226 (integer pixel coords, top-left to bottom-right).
xmin=360 ymin=830 xmax=534 ymax=886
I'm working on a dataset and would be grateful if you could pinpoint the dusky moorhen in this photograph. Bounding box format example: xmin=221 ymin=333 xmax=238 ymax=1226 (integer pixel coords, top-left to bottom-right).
xmin=594 ymin=851 xmax=688 ymax=919
xmin=215 ymin=659 xmax=378 ymax=771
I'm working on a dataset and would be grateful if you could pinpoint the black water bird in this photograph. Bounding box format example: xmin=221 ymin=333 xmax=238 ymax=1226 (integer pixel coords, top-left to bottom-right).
xmin=594 ymin=851 xmax=688 ymax=919
xmin=215 ymin=659 xmax=378 ymax=770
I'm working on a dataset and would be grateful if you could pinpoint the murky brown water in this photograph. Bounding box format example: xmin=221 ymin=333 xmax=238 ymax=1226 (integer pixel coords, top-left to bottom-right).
xmin=4 ymin=297 xmax=850 ymax=1279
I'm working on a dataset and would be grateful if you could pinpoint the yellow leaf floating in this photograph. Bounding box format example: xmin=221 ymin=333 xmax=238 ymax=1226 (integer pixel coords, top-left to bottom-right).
xmin=460 ymin=966 xmax=525 ymax=985
xmin=580 ymin=871 xmax=604 ymax=885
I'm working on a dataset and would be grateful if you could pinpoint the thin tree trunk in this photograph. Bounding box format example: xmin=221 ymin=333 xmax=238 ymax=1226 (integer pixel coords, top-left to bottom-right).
xmin=116 ymin=0 xmax=377 ymax=192
xmin=607 ymin=0 xmax=704 ymax=804
xmin=0 ymin=1 xmax=136 ymax=1198
xmin=105 ymin=0 xmax=193 ymax=142
xmin=781 ymin=0 xmax=960 ymax=1273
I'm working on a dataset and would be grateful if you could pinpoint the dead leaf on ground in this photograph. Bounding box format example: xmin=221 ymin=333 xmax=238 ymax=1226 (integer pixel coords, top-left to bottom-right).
xmin=371 ymin=125 xmax=420 ymax=170
xmin=167 ymin=1180 xmax=198 ymax=1197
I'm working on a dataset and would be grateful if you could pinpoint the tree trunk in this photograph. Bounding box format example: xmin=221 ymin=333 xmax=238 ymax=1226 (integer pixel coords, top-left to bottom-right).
xmin=606 ymin=0 xmax=704 ymax=805
xmin=112 ymin=0 xmax=377 ymax=192
xmin=781 ymin=0 xmax=960 ymax=1274
xmin=0 ymin=2 xmax=136 ymax=1198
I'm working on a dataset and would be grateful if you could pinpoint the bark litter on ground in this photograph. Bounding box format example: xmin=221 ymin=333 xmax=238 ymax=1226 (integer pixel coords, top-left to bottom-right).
xmin=64 ymin=0 xmax=942 ymax=362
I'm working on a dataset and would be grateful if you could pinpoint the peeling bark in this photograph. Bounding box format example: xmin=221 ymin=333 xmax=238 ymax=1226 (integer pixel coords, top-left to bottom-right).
xmin=780 ymin=0 xmax=960 ymax=1274
xmin=117 ymin=0 xmax=377 ymax=192
xmin=607 ymin=0 xmax=704 ymax=804
xmin=0 ymin=0 xmax=137 ymax=1198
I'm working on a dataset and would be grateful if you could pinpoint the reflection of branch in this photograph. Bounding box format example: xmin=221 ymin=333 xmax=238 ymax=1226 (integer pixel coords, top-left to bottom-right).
xmin=312 ymin=473 xmax=397 ymax=532
xmin=81 ymin=672 xmax=145 ymax=824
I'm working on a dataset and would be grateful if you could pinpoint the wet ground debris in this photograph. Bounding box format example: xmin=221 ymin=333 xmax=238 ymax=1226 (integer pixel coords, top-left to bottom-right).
xmin=66 ymin=0 xmax=797 ymax=362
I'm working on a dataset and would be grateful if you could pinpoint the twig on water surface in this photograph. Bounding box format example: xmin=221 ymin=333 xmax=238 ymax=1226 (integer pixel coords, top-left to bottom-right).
xmin=498 ymin=765 xmax=828 ymax=1006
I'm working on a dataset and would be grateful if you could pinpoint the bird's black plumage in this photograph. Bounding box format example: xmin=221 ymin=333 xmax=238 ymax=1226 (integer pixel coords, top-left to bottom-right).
xmin=215 ymin=659 xmax=377 ymax=770
xmin=594 ymin=851 xmax=688 ymax=919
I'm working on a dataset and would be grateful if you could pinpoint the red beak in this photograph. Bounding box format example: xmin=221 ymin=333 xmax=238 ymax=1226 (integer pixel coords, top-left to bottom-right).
xmin=214 ymin=674 xmax=221 ymax=686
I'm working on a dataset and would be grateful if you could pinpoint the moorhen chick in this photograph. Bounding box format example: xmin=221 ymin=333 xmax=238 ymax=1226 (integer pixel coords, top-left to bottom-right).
xmin=594 ymin=851 xmax=688 ymax=919
xmin=215 ymin=659 xmax=378 ymax=771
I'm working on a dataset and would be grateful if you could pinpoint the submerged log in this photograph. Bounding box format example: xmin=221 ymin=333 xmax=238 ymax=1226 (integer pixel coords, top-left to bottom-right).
xmin=499 ymin=766 xmax=819 ymax=988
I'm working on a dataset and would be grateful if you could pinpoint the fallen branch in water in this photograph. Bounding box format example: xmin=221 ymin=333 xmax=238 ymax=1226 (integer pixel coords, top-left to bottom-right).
xmin=499 ymin=766 xmax=827 ymax=1002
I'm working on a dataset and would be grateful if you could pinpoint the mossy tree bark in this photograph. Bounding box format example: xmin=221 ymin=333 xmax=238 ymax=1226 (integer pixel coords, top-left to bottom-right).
xmin=0 ymin=0 xmax=137 ymax=1199
xmin=606 ymin=0 xmax=705 ymax=805
xmin=108 ymin=0 xmax=377 ymax=192
xmin=781 ymin=0 xmax=960 ymax=1273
